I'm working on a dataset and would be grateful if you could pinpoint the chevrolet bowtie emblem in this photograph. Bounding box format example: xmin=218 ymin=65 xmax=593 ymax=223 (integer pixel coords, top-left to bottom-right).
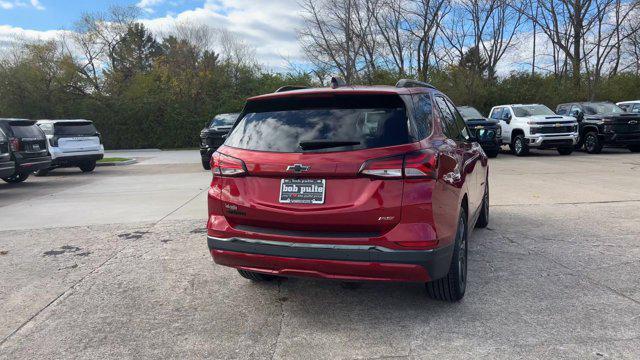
xmin=286 ymin=164 xmax=311 ymax=173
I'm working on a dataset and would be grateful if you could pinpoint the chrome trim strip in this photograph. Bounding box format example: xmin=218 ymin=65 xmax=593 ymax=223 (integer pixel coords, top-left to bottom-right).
xmin=208 ymin=236 xmax=433 ymax=253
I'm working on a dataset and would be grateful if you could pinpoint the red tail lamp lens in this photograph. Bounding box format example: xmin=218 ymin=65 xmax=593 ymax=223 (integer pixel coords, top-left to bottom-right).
xmin=211 ymin=152 xmax=247 ymax=177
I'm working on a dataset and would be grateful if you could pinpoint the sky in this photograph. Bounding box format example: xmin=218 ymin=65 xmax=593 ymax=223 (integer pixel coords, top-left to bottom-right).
xmin=0 ymin=0 xmax=305 ymax=69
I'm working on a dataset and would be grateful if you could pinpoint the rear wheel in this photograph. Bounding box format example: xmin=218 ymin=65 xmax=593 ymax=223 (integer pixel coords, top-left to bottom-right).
xmin=426 ymin=208 xmax=468 ymax=302
xmin=237 ymin=269 xmax=277 ymax=282
xmin=511 ymin=134 xmax=529 ymax=156
xmin=2 ymin=173 xmax=29 ymax=183
xmin=79 ymin=160 xmax=96 ymax=173
xmin=557 ymin=147 xmax=574 ymax=155
xmin=583 ymin=132 xmax=603 ymax=154
xmin=629 ymin=145 xmax=640 ymax=153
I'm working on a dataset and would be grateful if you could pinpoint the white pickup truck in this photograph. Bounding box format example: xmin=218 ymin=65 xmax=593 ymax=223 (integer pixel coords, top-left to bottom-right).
xmin=488 ymin=104 xmax=579 ymax=156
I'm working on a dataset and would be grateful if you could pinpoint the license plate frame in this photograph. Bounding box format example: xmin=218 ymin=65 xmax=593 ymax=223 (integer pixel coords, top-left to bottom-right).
xmin=279 ymin=178 xmax=326 ymax=204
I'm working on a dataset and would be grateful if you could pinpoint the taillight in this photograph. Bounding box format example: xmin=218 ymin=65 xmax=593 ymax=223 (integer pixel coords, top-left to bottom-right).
xmin=403 ymin=149 xmax=437 ymax=178
xmin=211 ymin=152 xmax=247 ymax=177
xmin=9 ymin=138 xmax=19 ymax=152
xmin=359 ymin=150 xmax=437 ymax=179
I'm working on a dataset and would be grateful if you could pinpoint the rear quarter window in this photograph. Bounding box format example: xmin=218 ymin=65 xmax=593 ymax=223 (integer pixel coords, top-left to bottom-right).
xmin=225 ymin=94 xmax=411 ymax=153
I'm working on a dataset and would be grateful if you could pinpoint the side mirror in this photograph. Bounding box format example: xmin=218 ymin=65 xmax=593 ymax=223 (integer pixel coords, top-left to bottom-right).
xmin=503 ymin=114 xmax=511 ymax=124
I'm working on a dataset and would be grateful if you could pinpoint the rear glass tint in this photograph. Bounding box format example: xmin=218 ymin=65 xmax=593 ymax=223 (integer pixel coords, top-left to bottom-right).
xmin=225 ymin=94 xmax=410 ymax=153
xmin=0 ymin=128 xmax=6 ymax=141
xmin=10 ymin=124 xmax=44 ymax=139
xmin=54 ymin=122 xmax=98 ymax=136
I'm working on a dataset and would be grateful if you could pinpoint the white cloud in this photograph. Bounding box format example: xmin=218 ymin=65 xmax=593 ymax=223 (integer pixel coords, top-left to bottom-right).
xmin=137 ymin=0 xmax=165 ymax=14
xmin=30 ymin=0 xmax=44 ymax=10
xmin=141 ymin=0 xmax=305 ymax=70
xmin=0 ymin=0 xmax=45 ymax=11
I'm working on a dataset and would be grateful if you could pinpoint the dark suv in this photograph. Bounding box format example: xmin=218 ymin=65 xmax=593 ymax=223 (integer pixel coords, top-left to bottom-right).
xmin=206 ymin=79 xmax=489 ymax=302
xmin=0 ymin=127 xmax=15 ymax=179
xmin=457 ymin=106 xmax=501 ymax=158
xmin=200 ymin=113 xmax=240 ymax=169
xmin=556 ymin=102 xmax=640 ymax=153
xmin=0 ymin=119 xmax=51 ymax=183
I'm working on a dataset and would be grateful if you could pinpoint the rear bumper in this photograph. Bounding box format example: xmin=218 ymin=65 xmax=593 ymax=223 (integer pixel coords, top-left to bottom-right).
xmin=207 ymin=236 xmax=453 ymax=282
xmin=14 ymin=156 xmax=51 ymax=173
xmin=50 ymin=153 xmax=104 ymax=166
xmin=0 ymin=160 xmax=15 ymax=178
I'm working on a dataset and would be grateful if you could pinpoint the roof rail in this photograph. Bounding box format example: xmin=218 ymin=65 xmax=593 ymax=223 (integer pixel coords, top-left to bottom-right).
xmin=395 ymin=79 xmax=436 ymax=89
xmin=275 ymin=85 xmax=307 ymax=93
xmin=330 ymin=76 xmax=347 ymax=89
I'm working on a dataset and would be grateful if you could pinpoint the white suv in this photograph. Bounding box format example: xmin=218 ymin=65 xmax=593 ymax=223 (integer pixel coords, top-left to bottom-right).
xmin=36 ymin=119 xmax=104 ymax=175
xmin=488 ymin=104 xmax=579 ymax=156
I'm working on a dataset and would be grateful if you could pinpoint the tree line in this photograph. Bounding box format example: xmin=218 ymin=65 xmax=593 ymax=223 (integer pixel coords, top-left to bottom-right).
xmin=0 ymin=3 xmax=639 ymax=149
xmin=0 ymin=7 xmax=311 ymax=149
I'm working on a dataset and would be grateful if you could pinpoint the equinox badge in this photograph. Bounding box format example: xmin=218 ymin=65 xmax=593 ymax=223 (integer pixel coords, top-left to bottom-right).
xmin=286 ymin=164 xmax=311 ymax=173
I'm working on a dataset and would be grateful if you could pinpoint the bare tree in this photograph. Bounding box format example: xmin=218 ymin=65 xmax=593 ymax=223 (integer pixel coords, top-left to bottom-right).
xmin=407 ymin=0 xmax=450 ymax=80
xmin=298 ymin=0 xmax=372 ymax=82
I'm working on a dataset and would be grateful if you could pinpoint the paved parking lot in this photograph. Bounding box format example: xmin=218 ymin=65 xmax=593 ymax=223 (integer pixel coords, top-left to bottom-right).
xmin=1 ymin=149 xmax=639 ymax=359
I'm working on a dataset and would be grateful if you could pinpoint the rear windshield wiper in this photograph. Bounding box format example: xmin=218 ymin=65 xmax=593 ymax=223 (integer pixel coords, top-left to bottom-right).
xmin=299 ymin=140 xmax=361 ymax=150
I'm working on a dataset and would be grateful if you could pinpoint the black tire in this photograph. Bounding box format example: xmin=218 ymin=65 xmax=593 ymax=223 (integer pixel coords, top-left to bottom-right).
xmin=426 ymin=208 xmax=468 ymax=302
xmin=202 ymin=159 xmax=211 ymax=170
xmin=237 ymin=269 xmax=277 ymax=282
xmin=34 ymin=168 xmax=51 ymax=177
xmin=583 ymin=132 xmax=603 ymax=154
xmin=79 ymin=160 xmax=96 ymax=173
xmin=475 ymin=184 xmax=489 ymax=229
xmin=486 ymin=149 xmax=499 ymax=158
xmin=2 ymin=173 xmax=29 ymax=183
xmin=557 ymin=147 xmax=574 ymax=155
xmin=629 ymin=145 xmax=640 ymax=153
xmin=511 ymin=134 xmax=529 ymax=156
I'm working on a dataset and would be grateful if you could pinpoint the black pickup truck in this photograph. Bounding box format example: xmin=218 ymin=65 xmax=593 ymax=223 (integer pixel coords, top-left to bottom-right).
xmin=457 ymin=106 xmax=502 ymax=158
xmin=0 ymin=119 xmax=52 ymax=183
xmin=556 ymin=102 xmax=640 ymax=153
xmin=200 ymin=113 xmax=239 ymax=169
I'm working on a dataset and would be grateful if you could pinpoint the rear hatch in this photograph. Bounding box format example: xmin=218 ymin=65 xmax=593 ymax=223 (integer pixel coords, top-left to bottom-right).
xmin=9 ymin=120 xmax=48 ymax=159
xmin=215 ymin=93 xmax=419 ymax=237
xmin=53 ymin=121 xmax=101 ymax=153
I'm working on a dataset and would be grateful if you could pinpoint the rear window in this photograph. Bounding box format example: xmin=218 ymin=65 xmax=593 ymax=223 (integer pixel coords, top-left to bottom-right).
xmin=0 ymin=128 xmax=6 ymax=141
xmin=54 ymin=122 xmax=98 ymax=136
xmin=209 ymin=114 xmax=239 ymax=127
xmin=225 ymin=94 xmax=410 ymax=153
xmin=11 ymin=124 xmax=45 ymax=139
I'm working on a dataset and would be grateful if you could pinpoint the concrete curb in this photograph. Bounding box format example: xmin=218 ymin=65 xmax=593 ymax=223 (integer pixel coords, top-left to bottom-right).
xmin=96 ymin=159 xmax=137 ymax=167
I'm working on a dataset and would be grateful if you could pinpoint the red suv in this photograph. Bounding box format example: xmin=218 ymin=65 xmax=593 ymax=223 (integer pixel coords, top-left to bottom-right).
xmin=206 ymin=79 xmax=489 ymax=302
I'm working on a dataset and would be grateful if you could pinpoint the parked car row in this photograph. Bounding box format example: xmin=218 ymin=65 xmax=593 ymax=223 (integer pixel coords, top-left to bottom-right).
xmin=456 ymin=101 xmax=640 ymax=157
xmin=0 ymin=118 xmax=104 ymax=184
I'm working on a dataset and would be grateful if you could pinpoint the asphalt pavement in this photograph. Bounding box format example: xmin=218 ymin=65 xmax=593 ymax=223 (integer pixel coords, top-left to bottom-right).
xmin=1 ymin=148 xmax=639 ymax=359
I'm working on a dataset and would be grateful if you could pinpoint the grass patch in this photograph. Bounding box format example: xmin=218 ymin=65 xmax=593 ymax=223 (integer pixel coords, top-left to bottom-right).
xmin=98 ymin=157 xmax=131 ymax=163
